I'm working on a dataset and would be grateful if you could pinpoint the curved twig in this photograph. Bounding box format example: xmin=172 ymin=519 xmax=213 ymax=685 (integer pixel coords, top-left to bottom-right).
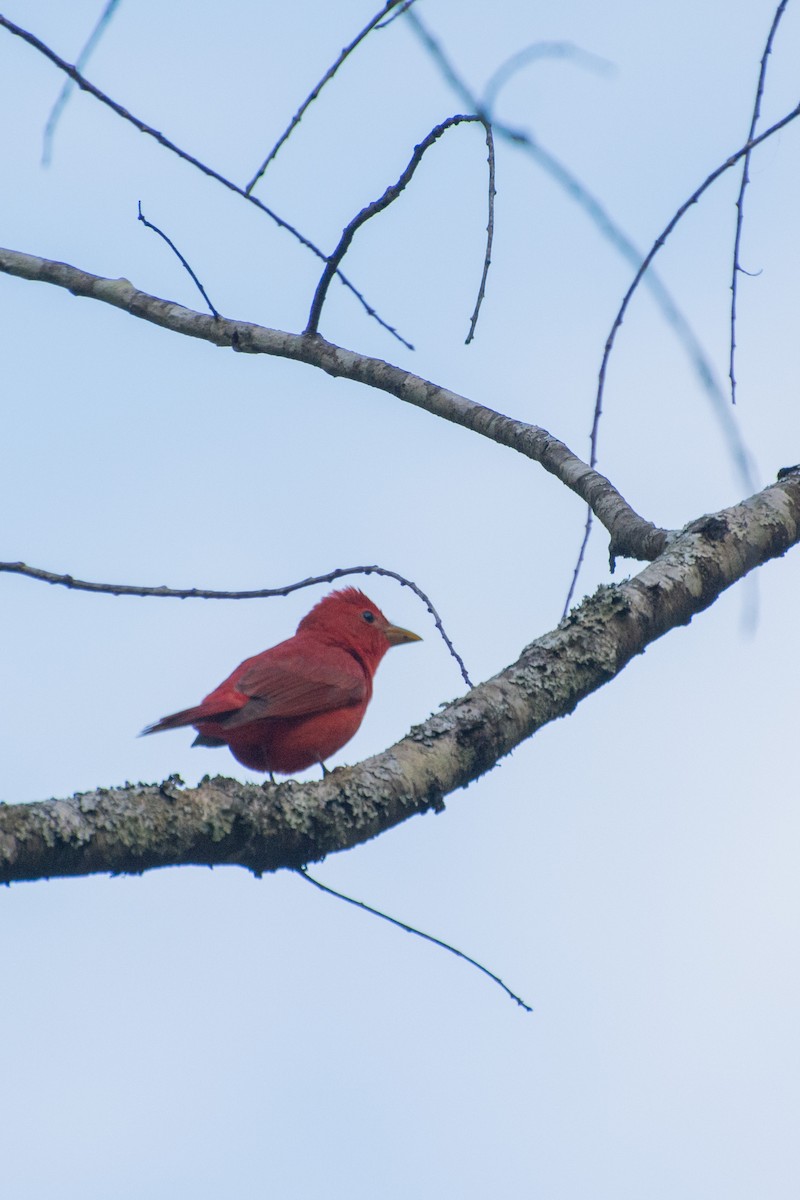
xmin=481 ymin=40 xmax=613 ymax=114
xmin=0 ymin=560 xmax=473 ymax=688
xmin=297 ymin=868 xmax=532 ymax=1011
xmin=306 ymin=115 xmax=480 ymax=336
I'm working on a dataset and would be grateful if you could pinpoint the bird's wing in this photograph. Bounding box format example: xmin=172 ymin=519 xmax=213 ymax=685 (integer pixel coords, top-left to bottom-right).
xmin=216 ymin=641 xmax=368 ymax=730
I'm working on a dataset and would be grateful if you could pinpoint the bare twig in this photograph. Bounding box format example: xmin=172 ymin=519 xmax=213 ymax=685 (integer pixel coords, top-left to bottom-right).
xmin=41 ymin=0 xmax=122 ymax=166
xmin=729 ymin=0 xmax=789 ymax=405
xmin=465 ymin=120 xmax=495 ymax=345
xmin=306 ymin=114 xmax=480 ymax=336
xmin=137 ymin=202 xmax=219 ymax=318
xmin=1 ymin=15 xmax=412 ymax=349
xmin=297 ymin=867 xmax=533 ymax=1012
xmin=593 ymin=100 xmax=800 ymax=470
xmin=245 ymin=0 xmax=405 ymax=192
xmin=0 ymin=560 xmax=473 ymax=687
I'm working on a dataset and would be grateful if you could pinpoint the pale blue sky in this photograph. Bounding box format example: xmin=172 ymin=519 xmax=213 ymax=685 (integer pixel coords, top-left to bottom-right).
xmin=2 ymin=2 xmax=799 ymax=1197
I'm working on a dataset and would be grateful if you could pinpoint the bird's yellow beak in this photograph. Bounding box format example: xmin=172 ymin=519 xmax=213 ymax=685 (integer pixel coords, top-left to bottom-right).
xmin=384 ymin=623 xmax=422 ymax=646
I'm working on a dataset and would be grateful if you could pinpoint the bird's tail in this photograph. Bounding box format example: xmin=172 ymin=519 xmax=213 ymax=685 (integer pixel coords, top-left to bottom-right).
xmin=140 ymin=705 xmax=208 ymax=737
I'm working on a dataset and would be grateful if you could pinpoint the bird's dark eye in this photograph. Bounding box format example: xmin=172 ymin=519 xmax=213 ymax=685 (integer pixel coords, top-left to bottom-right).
xmin=361 ymin=610 xmax=375 ymax=623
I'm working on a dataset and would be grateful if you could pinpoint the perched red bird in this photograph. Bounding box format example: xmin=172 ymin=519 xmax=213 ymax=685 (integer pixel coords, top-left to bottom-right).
xmin=142 ymin=587 xmax=421 ymax=775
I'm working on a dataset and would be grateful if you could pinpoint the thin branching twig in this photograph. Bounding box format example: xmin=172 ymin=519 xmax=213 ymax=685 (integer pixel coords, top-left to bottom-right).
xmin=245 ymin=0 xmax=405 ymax=193
xmin=137 ymin=202 xmax=219 ymax=317
xmin=729 ymin=0 xmax=790 ymax=405
xmin=0 ymin=560 xmax=473 ymax=687
xmin=298 ymin=868 xmax=533 ymax=1012
xmin=567 ymin=99 xmax=800 ymax=610
xmin=305 ymin=114 xmax=481 ymax=336
xmin=1 ymin=15 xmax=412 ymax=350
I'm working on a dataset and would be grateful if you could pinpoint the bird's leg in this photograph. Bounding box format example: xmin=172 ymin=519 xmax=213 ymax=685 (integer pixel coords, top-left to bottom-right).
xmin=320 ymin=761 xmax=330 ymax=777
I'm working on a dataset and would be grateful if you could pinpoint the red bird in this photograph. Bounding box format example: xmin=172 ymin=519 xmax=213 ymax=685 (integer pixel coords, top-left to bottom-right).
xmin=142 ymin=587 xmax=421 ymax=775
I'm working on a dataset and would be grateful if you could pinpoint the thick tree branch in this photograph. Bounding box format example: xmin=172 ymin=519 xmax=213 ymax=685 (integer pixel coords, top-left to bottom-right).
xmin=0 ymin=245 xmax=668 ymax=561
xmin=2 ymin=469 xmax=798 ymax=885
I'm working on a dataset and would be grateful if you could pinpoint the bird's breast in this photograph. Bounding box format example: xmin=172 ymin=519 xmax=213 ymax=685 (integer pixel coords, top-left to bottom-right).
xmin=224 ymin=702 xmax=369 ymax=774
